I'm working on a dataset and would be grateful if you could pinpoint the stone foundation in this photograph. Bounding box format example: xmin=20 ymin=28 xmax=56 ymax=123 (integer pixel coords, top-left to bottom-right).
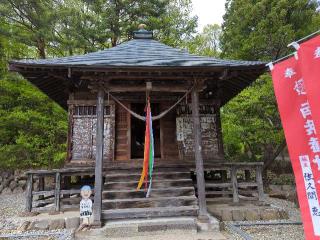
xmin=208 ymin=203 xmax=289 ymax=221
xmin=0 ymin=170 xmax=26 ymax=195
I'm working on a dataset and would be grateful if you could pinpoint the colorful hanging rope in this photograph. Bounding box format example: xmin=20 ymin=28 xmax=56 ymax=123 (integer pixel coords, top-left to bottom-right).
xmin=136 ymin=99 xmax=155 ymax=197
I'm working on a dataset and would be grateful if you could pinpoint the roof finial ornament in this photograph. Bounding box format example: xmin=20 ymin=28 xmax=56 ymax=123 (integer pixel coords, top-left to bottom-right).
xmin=133 ymin=24 xmax=153 ymax=39
xmin=138 ymin=24 xmax=147 ymax=30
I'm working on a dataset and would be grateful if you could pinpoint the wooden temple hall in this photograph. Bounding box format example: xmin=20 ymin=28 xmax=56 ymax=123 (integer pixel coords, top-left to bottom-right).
xmin=9 ymin=26 xmax=266 ymax=225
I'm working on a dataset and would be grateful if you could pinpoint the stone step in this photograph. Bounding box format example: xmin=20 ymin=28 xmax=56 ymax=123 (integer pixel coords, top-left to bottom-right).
xmin=101 ymin=205 xmax=199 ymax=220
xmin=103 ymin=187 xmax=195 ymax=199
xmin=102 ymin=196 xmax=198 ymax=209
xmin=75 ymin=217 xmax=199 ymax=239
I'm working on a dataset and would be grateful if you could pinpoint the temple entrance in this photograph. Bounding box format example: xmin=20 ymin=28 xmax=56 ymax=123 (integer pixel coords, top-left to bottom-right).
xmin=131 ymin=103 xmax=161 ymax=159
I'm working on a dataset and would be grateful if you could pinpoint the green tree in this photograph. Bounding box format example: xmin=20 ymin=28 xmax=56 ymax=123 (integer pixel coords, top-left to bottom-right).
xmin=222 ymin=75 xmax=285 ymax=164
xmin=0 ymin=0 xmax=58 ymax=59
xmin=152 ymin=0 xmax=198 ymax=47
xmin=187 ymin=24 xmax=221 ymax=57
xmin=221 ymin=0 xmax=319 ymax=61
xmin=56 ymin=0 xmax=197 ymax=52
xmin=220 ymin=0 xmax=320 ymax=169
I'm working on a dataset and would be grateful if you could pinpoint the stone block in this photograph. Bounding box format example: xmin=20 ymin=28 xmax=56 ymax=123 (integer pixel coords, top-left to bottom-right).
xmin=2 ymin=187 xmax=12 ymax=195
xmin=13 ymin=186 xmax=24 ymax=194
xmin=49 ymin=219 xmax=65 ymax=230
xmin=245 ymin=209 xmax=261 ymax=221
xmin=65 ymin=217 xmax=80 ymax=229
xmin=279 ymin=209 xmax=289 ymax=219
xmin=18 ymin=180 xmax=27 ymax=187
xmin=32 ymin=220 xmax=49 ymax=230
xmin=221 ymin=209 xmax=232 ymax=221
xmin=261 ymin=209 xmax=280 ymax=220
xmin=208 ymin=207 xmax=222 ymax=219
xmin=9 ymin=180 xmax=17 ymax=190
xmin=2 ymin=179 xmax=10 ymax=188
xmin=269 ymin=184 xmax=282 ymax=192
xmin=282 ymin=185 xmax=295 ymax=191
xmin=17 ymin=221 xmax=31 ymax=231
xmin=232 ymin=209 xmax=245 ymax=221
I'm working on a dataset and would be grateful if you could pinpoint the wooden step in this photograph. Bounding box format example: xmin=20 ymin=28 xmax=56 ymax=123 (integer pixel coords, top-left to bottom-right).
xmin=107 ymin=167 xmax=190 ymax=173
xmin=102 ymin=196 xmax=198 ymax=209
xmin=103 ymin=187 xmax=195 ymax=199
xmin=105 ymin=172 xmax=191 ymax=181
xmin=104 ymin=179 xmax=193 ymax=190
xmin=101 ymin=205 xmax=199 ymax=220
xmin=205 ymin=183 xmax=232 ymax=188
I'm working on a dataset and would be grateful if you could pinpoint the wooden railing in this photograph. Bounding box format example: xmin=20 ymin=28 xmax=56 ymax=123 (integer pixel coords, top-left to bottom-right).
xmin=25 ymin=168 xmax=96 ymax=212
xmin=25 ymin=162 xmax=264 ymax=213
xmin=199 ymin=162 xmax=264 ymax=203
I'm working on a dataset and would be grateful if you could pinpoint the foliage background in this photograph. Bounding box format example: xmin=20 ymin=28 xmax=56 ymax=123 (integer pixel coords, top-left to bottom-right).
xmin=0 ymin=0 xmax=319 ymax=170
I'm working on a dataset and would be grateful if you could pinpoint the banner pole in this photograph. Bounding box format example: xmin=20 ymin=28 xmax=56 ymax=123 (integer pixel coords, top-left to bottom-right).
xmin=267 ymin=29 xmax=320 ymax=68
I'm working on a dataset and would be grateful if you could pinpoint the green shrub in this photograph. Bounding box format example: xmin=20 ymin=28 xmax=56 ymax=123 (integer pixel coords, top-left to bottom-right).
xmin=0 ymin=73 xmax=67 ymax=169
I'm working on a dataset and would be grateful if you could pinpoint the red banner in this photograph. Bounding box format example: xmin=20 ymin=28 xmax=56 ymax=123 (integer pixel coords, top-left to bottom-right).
xmin=271 ymin=56 xmax=320 ymax=240
xmin=298 ymin=35 xmax=320 ymax=160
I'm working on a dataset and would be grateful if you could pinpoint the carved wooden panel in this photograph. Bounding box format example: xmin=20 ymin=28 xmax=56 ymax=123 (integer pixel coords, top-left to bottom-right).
xmin=71 ymin=104 xmax=115 ymax=161
xmin=176 ymin=104 xmax=219 ymax=160
xmin=72 ymin=117 xmax=93 ymax=159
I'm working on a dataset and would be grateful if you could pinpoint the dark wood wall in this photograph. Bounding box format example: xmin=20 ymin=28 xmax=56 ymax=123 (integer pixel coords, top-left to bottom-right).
xmin=65 ymin=91 xmax=224 ymax=166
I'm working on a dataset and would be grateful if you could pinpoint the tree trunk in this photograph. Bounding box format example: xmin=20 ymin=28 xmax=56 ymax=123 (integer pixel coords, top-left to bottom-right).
xmin=37 ymin=38 xmax=46 ymax=59
xmin=263 ymin=140 xmax=287 ymax=172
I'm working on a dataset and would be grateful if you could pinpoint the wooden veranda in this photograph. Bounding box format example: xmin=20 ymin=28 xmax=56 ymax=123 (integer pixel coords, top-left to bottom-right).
xmin=9 ymin=26 xmax=267 ymax=225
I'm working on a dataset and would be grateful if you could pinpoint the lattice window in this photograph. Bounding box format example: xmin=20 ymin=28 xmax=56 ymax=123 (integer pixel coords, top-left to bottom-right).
xmin=74 ymin=106 xmax=110 ymax=116
xmin=176 ymin=104 xmax=215 ymax=115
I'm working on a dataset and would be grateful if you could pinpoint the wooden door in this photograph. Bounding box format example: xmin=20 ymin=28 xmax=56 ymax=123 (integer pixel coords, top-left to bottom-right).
xmin=115 ymin=102 xmax=130 ymax=160
xmin=160 ymin=102 xmax=179 ymax=160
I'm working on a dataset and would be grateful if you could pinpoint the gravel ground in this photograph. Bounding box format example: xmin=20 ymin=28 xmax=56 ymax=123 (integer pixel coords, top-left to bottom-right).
xmin=225 ymin=195 xmax=304 ymax=240
xmin=0 ymin=192 xmax=25 ymax=231
xmin=0 ymin=193 xmax=73 ymax=240
xmin=240 ymin=225 xmax=304 ymax=240
xmin=0 ymin=192 xmax=304 ymax=240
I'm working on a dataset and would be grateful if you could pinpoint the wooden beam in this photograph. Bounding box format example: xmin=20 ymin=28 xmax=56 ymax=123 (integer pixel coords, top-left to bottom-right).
xmin=93 ymin=88 xmax=105 ymax=226
xmin=106 ymin=85 xmax=191 ymax=93
xmin=25 ymin=174 xmax=33 ymax=212
xmin=191 ymin=86 xmax=208 ymax=219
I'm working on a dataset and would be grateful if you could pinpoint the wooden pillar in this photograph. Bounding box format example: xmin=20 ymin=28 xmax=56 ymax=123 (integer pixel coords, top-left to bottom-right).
xmin=66 ymin=98 xmax=74 ymax=163
xmin=231 ymin=166 xmax=239 ymax=203
xmin=191 ymin=87 xmax=208 ymax=219
xmin=93 ymin=89 xmax=104 ymax=225
xmin=256 ymin=165 xmax=264 ymax=201
xmin=54 ymin=172 xmax=61 ymax=212
xmin=25 ymin=173 xmax=33 ymax=212
xmin=215 ymin=107 xmax=224 ymax=157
